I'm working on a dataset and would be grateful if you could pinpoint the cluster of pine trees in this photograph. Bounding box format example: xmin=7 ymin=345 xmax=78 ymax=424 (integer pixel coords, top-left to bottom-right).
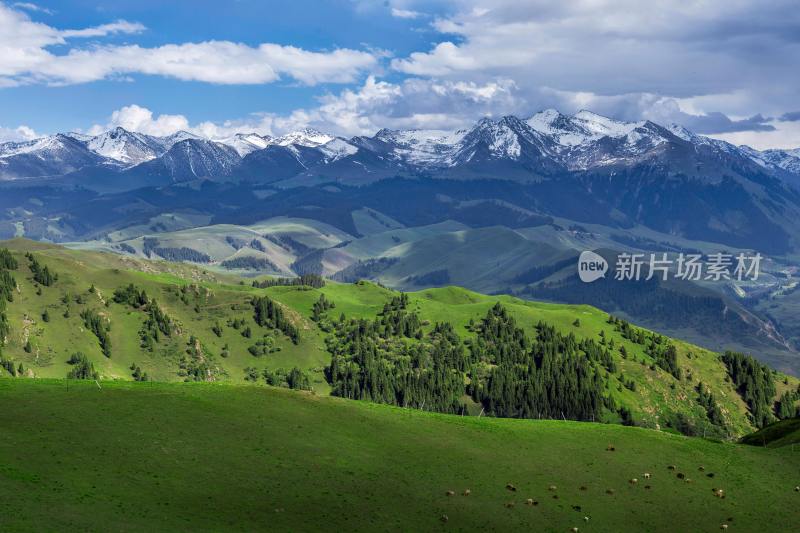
xmin=114 ymin=283 xmax=175 ymax=350
xmin=252 ymin=296 xmax=299 ymax=343
xmin=608 ymin=315 xmax=681 ymax=379
xmin=696 ymin=382 xmax=725 ymax=427
xmin=113 ymin=284 xmax=149 ymax=307
xmin=130 ymin=363 xmax=150 ymax=382
xmin=311 ymin=293 xmax=335 ymax=322
xmin=80 ymin=309 xmax=112 ymax=358
xmin=25 ymin=253 xmax=57 ymax=286
xmin=67 ymin=352 xmax=99 ymax=380
xmin=0 ymin=248 xmax=18 ymax=346
xmin=722 ymin=351 xmax=776 ymax=428
xmin=247 ymin=335 xmax=280 ymax=357
xmin=326 ymin=297 xmax=613 ymax=421
xmin=252 ymin=274 xmax=325 ymax=289
xmin=248 ymin=366 xmax=311 ymax=390
xmin=775 ymin=386 xmax=800 ymax=419
xmin=467 ymin=306 xmax=606 ymax=420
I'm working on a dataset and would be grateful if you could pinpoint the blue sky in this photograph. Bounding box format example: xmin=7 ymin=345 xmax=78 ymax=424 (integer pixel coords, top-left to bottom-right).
xmin=1 ymin=0 xmax=800 ymax=149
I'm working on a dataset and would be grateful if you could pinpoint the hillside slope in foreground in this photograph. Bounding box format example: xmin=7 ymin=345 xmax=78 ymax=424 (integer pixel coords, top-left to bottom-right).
xmin=0 ymin=379 xmax=798 ymax=532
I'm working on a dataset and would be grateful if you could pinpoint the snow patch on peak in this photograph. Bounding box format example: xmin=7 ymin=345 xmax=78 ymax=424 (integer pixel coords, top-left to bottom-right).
xmin=318 ymin=138 xmax=358 ymax=161
xmin=526 ymin=108 xmax=563 ymax=130
xmin=214 ymin=133 xmax=270 ymax=157
xmin=573 ymin=110 xmax=641 ymax=138
xmin=274 ymin=128 xmax=334 ymax=148
xmin=85 ymin=128 xmax=161 ymax=165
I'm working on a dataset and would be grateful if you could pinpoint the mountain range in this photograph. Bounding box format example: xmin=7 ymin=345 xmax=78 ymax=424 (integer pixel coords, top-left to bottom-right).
xmin=2 ymin=110 xmax=799 ymax=188
xmin=4 ymin=110 xmax=800 ymax=374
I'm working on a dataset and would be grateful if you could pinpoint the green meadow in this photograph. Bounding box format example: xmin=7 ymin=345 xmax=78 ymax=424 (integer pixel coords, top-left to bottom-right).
xmin=1 ymin=379 xmax=798 ymax=532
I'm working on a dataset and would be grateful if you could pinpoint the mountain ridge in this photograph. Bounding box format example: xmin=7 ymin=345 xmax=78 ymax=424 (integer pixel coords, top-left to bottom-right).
xmin=2 ymin=109 xmax=799 ymax=186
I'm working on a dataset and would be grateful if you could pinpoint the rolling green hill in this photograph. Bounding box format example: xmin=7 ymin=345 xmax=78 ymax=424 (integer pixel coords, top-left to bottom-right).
xmin=0 ymin=238 xmax=798 ymax=439
xmin=1 ymin=379 xmax=799 ymax=532
xmin=741 ymin=417 xmax=800 ymax=449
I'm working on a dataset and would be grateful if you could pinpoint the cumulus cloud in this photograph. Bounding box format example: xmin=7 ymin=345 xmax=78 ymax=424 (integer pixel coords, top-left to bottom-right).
xmin=283 ymin=75 xmax=529 ymax=135
xmin=0 ymin=123 xmax=38 ymax=142
xmin=0 ymin=3 xmax=377 ymax=87
xmin=84 ymin=77 xmax=526 ymax=140
xmin=88 ymin=105 xmax=191 ymax=137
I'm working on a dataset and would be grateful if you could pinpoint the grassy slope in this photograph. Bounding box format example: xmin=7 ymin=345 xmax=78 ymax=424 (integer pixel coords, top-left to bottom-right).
xmin=1 ymin=379 xmax=798 ymax=532
xmin=1 ymin=239 xmax=798 ymax=437
xmin=741 ymin=417 xmax=800 ymax=449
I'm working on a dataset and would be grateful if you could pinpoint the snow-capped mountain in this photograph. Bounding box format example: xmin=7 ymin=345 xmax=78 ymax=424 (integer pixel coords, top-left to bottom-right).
xmin=214 ymin=133 xmax=272 ymax=157
xmin=0 ymin=134 xmax=106 ymax=178
xmin=123 ymin=138 xmax=241 ymax=184
xmin=739 ymin=145 xmax=800 ymax=175
xmin=3 ymin=111 xmax=800 ymax=192
xmin=273 ymin=128 xmax=335 ymax=148
xmin=80 ymin=127 xmax=165 ymax=165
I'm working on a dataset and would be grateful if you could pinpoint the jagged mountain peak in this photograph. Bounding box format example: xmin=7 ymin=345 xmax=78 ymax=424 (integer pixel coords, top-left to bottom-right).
xmin=83 ymin=127 xmax=164 ymax=165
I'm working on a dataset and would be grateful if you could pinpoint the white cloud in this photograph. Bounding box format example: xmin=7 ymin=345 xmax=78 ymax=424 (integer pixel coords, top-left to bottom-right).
xmin=84 ymin=76 xmax=524 ymax=140
xmin=0 ymin=3 xmax=378 ymax=87
xmin=0 ymin=123 xmax=38 ymax=142
xmin=61 ymin=20 xmax=146 ymax=38
xmin=391 ymin=8 xmax=423 ymax=19
xmin=711 ymin=121 xmax=800 ymax=151
xmin=11 ymin=2 xmax=52 ymax=15
xmin=89 ymin=105 xmax=191 ymax=137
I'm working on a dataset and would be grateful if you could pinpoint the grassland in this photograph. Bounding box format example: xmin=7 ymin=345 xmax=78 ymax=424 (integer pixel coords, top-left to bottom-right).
xmin=1 ymin=379 xmax=798 ymax=532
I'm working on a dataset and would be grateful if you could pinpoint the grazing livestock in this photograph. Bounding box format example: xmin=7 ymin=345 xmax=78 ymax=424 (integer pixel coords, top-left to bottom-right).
xmin=698 ymin=466 xmax=705 ymax=471
xmin=677 ymin=473 xmax=685 ymax=480
xmin=644 ymin=485 xmax=652 ymax=490
xmin=549 ymin=485 xmax=558 ymax=491
xmin=445 ymin=490 xmax=455 ymax=497
xmin=794 ymin=486 xmax=799 ymax=492
xmin=720 ymin=525 xmax=728 ymax=530
xmin=584 ymin=516 xmax=590 ymax=522
xmin=506 ymin=483 xmax=517 ymax=492
xmin=571 ymin=528 xmax=579 ymax=533
xmin=462 ymin=489 xmax=471 ymax=496
xmin=667 ymin=465 xmax=676 ymax=470
xmin=504 ymin=502 xmax=515 ymax=509
xmin=606 ymin=444 xmax=616 ymax=451
xmin=440 ymin=515 xmax=448 ymax=523
xmin=579 ymin=485 xmax=588 ymax=491
xmin=525 ymin=498 xmax=535 ymax=506
xmin=606 ymin=489 xmax=615 ymax=495
xmin=643 ymin=473 xmax=651 ymax=479
xmin=629 ymin=478 xmax=638 ymax=485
